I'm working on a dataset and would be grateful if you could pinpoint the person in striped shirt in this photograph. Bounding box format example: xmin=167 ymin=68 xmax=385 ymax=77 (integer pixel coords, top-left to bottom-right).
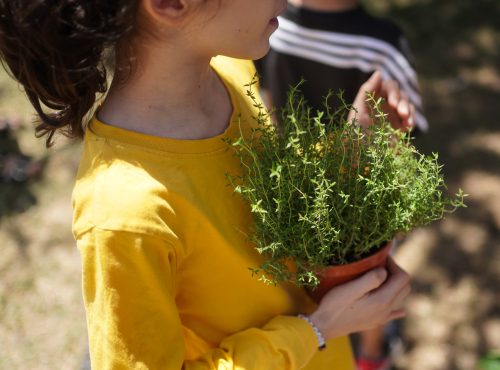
xmin=256 ymin=0 xmax=428 ymax=135
xmin=255 ymin=1 xmax=428 ymax=370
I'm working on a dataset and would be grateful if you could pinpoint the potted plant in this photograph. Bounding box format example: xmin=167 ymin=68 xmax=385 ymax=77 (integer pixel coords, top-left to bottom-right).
xmin=226 ymin=79 xmax=466 ymax=302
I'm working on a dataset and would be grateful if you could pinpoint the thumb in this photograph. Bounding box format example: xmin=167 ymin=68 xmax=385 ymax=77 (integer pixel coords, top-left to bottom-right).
xmin=350 ymin=70 xmax=383 ymax=124
xmin=360 ymin=70 xmax=383 ymax=95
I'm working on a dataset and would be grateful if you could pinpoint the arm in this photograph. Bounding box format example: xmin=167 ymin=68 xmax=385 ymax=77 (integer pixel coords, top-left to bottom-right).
xmin=79 ymin=228 xmax=319 ymax=370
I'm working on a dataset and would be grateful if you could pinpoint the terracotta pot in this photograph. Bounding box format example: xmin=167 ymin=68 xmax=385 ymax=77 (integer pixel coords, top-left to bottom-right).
xmin=308 ymin=242 xmax=392 ymax=303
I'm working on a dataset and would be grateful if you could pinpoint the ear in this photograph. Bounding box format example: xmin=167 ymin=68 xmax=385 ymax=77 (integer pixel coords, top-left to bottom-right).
xmin=141 ymin=0 xmax=191 ymax=24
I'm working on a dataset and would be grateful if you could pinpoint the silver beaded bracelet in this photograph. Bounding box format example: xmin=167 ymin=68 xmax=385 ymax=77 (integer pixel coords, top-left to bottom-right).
xmin=297 ymin=314 xmax=327 ymax=350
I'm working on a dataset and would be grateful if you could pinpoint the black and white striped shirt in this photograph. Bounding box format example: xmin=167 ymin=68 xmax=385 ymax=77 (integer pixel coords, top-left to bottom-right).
xmin=256 ymin=4 xmax=428 ymax=132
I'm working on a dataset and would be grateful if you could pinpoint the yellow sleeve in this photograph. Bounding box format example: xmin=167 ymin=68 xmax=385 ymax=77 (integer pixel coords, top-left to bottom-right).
xmin=79 ymin=228 xmax=318 ymax=370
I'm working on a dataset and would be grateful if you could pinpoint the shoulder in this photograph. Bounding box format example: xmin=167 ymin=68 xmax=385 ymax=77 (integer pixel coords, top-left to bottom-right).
xmin=282 ymin=6 xmax=407 ymax=50
xmin=72 ymin=136 xmax=183 ymax=242
xmin=346 ymin=9 xmax=406 ymax=50
xmin=362 ymin=21 xmax=404 ymax=50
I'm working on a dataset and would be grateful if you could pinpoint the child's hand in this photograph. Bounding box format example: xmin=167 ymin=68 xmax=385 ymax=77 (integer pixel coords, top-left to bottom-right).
xmin=349 ymin=71 xmax=415 ymax=131
xmin=309 ymin=257 xmax=411 ymax=340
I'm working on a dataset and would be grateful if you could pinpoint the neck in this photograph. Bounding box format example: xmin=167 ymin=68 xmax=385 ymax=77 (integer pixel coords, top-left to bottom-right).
xmin=288 ymin=0 xmax=359 ymax=12
xmin=100 ymin=38 xmax=231 ymax=140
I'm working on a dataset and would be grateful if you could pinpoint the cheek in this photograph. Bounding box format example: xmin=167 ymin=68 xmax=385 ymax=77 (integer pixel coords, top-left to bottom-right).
xmin=235 ymin=26 xmax=253 ymax=36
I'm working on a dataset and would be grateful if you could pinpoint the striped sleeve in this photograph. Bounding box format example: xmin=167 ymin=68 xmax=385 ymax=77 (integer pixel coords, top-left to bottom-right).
xmin=269 ymin=17 xmax=428 ymax=132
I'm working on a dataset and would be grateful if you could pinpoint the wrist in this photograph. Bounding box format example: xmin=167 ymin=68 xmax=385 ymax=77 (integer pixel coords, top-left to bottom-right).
xmin=297 ymin=314 xmax=327 ymax=350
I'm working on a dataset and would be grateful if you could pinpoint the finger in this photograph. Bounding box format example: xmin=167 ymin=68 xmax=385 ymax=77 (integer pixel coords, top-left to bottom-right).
xmin=360 ymin=70 xmax=383 ymax=96
xmin=398 ymin=104 xmax=415 ymax=131
xmin=407 ymin=103 xmax=415 ymax=128
xmin=390 ymin=281 xmax=412 ymax=309
xmin=379 ymin=257 xmax=411 ymax=298
xmin=350 ymin=71 xmax=383 ymax=128
xmin=382 ymin=79 xmax=400 ymax=108
xmin=385 ymin=108 xmax=403 ymax=130
xmin=397 ymin=92 xmax=410 ymax=119
xmin=355 ymin=113 xmax=372 ymax=129
xmin=387 ymin=309 xmax=407 ymax=322
xmin=347 ymin=267 xmax=388 ymax=299
xmin=324 ymin=267 xmax=388 ymax=304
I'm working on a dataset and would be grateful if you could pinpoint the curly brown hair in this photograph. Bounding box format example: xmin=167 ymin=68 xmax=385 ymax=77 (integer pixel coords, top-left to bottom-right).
xmin=0 ymin=1 xmax=139 ymax=146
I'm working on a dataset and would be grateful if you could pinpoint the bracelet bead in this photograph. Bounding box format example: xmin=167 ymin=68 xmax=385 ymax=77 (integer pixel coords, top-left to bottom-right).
xmin=297 ymin=314 xmax=327 ymax=350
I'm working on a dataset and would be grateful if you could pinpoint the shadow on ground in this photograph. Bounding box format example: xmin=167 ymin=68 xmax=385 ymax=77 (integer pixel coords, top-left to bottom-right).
xmin=364 ymin=1 xmax=500 ymax=369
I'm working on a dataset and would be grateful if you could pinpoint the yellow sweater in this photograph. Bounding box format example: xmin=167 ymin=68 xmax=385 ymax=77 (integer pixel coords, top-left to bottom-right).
xmin=73 ymin=56 xmax=355 ymax=369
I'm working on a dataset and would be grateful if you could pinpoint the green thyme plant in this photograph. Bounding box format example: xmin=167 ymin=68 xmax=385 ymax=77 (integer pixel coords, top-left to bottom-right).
xmin=226 ymin=78 xmax=466 ymax=288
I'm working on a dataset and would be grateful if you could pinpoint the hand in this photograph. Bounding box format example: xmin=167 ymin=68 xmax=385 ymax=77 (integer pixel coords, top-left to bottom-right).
xmin=309 ymin=257 xmax=411 ymax=340
xmin=349 ymin=71 xmax=415 ymax=131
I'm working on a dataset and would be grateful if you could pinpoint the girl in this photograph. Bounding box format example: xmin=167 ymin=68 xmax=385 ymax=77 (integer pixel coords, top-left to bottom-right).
xmin=0 ymin=1 xmax=411 ymax=369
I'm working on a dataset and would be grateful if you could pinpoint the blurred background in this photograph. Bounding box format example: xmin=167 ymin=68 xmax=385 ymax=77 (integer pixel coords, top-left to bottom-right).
xmin=0 ymin=0 xmax=498 ymax=369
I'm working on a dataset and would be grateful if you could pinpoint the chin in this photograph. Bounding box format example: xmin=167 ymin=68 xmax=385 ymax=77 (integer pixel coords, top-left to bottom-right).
xmin=219 ymin=40 xmax=271 ymax=61
xmin=241 ymin=43 xmax=271 ymax=61
xmin=253 ymin=44 xmax=272 ymax=60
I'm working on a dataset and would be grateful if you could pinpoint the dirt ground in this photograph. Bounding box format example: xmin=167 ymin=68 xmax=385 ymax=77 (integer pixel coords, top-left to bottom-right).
xmin=0 ymin=1 xmax=499 ymax=369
